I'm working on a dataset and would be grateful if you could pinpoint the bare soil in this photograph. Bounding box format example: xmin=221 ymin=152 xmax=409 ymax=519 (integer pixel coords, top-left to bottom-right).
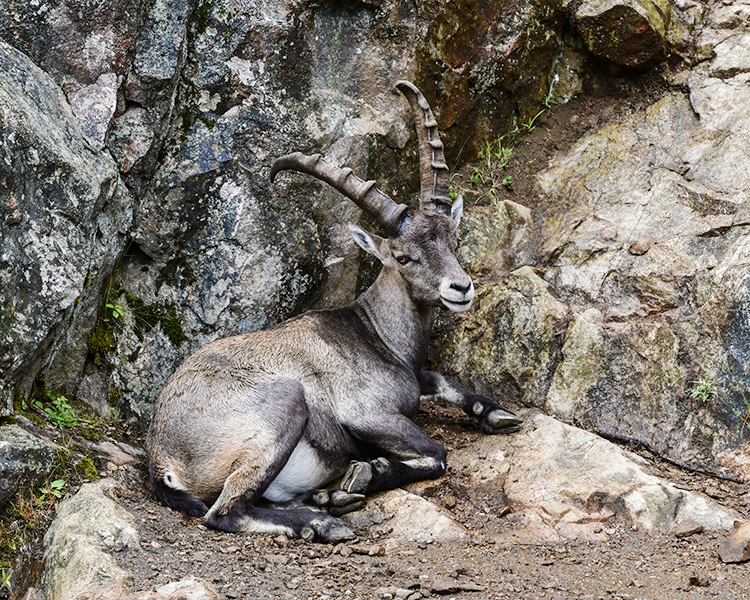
xmin=109 ymin=402 xmax=750 ymax=600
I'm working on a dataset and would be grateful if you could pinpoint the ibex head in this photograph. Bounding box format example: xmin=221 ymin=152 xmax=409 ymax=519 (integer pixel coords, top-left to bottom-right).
xmin=271 ymin=81 xmax=474 ymax=312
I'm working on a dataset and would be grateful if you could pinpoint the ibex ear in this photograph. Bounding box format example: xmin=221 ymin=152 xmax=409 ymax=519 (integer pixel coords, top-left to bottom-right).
xmin=348 ymin=223 xmax=385 ymax=262
xmin=450 ymin=194 xmax=464 ymax=227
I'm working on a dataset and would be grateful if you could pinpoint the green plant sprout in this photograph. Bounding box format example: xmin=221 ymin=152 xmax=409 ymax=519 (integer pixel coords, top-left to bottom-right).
xmin=38 ymin=479 xmax=66 ymax=503
xmin=36 ymin=392 xmax=89 ymax=429
xmin=1 ymin=568 xmax=10 ymax=591
xmin=502 ymin=175 xmax=513 ymax=188
xmin=104 ymin=303 xmax=125 ymax=322
xmin=106 ymin=406 xmax=122 ymax=425
xmin=522 ymin=109 xmax=545 ymax=133
xmin=690 ymin=377 xmax=718 ymax=403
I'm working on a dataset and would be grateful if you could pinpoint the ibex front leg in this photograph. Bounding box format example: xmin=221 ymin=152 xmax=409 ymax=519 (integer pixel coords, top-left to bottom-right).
xmin=418 ymin=371 xmax=522 ymax=434
xmin=340 ymin=415 xmax=447 ymax=494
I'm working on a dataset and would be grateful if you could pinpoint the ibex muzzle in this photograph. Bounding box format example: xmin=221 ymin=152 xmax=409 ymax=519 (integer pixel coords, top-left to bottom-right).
xmin=147 ymin=81 xmax=521 ymax=542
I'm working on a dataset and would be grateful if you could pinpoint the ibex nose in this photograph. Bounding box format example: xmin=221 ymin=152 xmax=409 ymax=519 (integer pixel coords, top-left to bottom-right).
xmin=450 ymin=281 xmax=472 ymax=294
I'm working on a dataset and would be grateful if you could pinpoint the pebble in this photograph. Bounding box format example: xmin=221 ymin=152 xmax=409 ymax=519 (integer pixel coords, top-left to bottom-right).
xmin=675 ymin=521 xmax=704 ymax=538
xmin=718 ymin=520 xmax=750 ymax=563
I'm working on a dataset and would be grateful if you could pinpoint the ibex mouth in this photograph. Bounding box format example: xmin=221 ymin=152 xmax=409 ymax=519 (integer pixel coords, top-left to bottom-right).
xmin=440 ymin=296 xmax=473 ymax=312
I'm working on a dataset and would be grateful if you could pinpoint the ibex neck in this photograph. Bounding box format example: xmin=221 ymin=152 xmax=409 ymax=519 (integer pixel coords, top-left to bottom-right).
xmin=354 ymin=271 xmax=436 ymax=371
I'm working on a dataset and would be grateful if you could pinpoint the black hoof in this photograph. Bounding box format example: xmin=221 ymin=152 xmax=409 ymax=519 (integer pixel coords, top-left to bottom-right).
xmin=341 ymin=461 xmax=372 ymax=494
xmin=480 ymin=409 xmax=523 ymax=434
xmin=308 ymin=516 xmax=356 ymax=543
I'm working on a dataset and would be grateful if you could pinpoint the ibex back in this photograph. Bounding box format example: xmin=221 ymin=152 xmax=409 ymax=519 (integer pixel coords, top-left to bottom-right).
xmin=146 ymin=81 xmax=522 ymax=542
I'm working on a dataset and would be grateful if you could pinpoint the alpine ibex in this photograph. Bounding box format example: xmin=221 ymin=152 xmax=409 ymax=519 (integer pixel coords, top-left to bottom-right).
xmin=147 ymin=81 xmax=522 ymax=542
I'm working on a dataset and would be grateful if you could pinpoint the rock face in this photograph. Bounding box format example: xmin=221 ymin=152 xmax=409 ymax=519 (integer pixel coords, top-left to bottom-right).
xmin=434 ymin=8 xmax=750 ymax=479
xmin=35 ymin=482 xmax=140 ymax=600
xmin=1 ymin=0 xmax=749 ymax=576
xmin=575 ymin=0 xmax=670 ymax=68
xmin=27 ymin=480 xmax=222 ymax=600
xmin=0 ymin=425 xmax=58 ymax=505
xmin=0 ymin=39 xmax=132 ymax=412
xmin=0 ymin=0 xmax=579 ymax=421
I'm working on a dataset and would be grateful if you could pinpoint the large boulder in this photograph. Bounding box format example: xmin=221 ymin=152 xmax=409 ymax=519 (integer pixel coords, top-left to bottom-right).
xmin=450 ymin=414 xmax=740 ymax=543
xmin=575 ymin=0 xmax=671 ymax=69
xmin=0 ymin=425 xmax=58 ymax=506
xmin=35 ymin=482 xmax=140 ymax=600
xmin=0 ymin=40 xmax=132 ymax=409
xmin=534 ymin=27 xmax=750 ymax=476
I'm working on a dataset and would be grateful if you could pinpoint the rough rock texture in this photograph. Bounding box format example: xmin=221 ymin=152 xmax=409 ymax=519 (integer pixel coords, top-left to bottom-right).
xmin=718 ymin=520 xmax=750 ymax=564
xmin=575 ymin=0 xmax=670 ymax=69
xmin=0 ymin=0 xmax=581 ymax=421
xmin=534 ymin=27 xmax=750 ymax=477
xmin=431 ymin=9 xmax=750 ymax=479
xmin=35 ymin=482 xmax=140 ymax=600
xmin=450 ymin=414 xmax=739 ymax=543
xmin=0 ymin=40 xmax=132 ymax=410
xmin=0 ymin=425 xmax=58 ymax=505
xmin=432 ymin=266 xmax=568 ymax=408
xmin=346 ymin=488 xmax=468 ymax=548
xmin=25 ymin=480 xmax=221 ymax=600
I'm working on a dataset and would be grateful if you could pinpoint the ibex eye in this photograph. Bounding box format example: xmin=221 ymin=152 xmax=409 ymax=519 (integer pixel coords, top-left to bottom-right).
xmin=396 ymin=255 xmax=411 ymax=265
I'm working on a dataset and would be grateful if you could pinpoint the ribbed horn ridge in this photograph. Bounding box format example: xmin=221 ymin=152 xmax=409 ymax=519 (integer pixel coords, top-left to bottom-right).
xmin=395 ymin=80 xmax=452 ymax=215
xmin=270 ymin=152 xmax=408 ymax=235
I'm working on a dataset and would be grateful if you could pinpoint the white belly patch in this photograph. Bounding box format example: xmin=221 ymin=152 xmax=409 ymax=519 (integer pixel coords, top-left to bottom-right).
xmin=263 ymin=438 xmax=334 ymax=502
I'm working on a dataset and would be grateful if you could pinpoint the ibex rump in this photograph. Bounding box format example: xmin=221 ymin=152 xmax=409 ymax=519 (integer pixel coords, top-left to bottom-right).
xmin=147 ymin=81 xmax=521 ymax=542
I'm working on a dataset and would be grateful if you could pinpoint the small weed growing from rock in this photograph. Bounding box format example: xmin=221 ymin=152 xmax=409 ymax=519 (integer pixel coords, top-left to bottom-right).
xmin=37 ymin=479 xmax=65 ymax=505
xmin=104 ymin=303 xmax=125 ymax=323
xmin=690 ymin=377 xmax=718 ymax=403
xmin=35 ymin=392 xmax=90 ymax=429
xmin=1 ymin=568 xmax=10 ymax=593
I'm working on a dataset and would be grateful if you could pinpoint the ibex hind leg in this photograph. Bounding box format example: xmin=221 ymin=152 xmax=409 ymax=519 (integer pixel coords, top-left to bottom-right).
xmin=202 ymin=379 xmax=354 ymax=542
xmin=208 ymin=503 xmax=355 ymax=542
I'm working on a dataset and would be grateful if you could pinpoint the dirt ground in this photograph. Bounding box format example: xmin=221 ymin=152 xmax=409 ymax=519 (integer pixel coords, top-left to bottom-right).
xmin=109 ymin=402 xmax=750 ymax=600
xmin=9 ymin=65 xmax=750 ymax=600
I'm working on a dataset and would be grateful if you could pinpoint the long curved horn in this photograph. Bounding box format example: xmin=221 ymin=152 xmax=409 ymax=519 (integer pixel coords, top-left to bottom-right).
xmin=271 ymin=152 xmax=408 ymax=235
xmin=395 ymin=81 xmax=452 ymax=215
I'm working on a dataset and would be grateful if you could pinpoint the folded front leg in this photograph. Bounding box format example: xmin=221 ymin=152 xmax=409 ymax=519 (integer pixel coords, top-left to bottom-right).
xmin=340 ymin=414 xmax=447 ymax=494
xmin=418 ymin=371 xmax=522 ymax=434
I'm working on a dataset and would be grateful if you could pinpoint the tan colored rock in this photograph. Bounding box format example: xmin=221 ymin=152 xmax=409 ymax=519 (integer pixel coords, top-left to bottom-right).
xmin=379 ymin=489 xmax=468 ymax=543
xmin=502 ymin=415 xmax=738 ymax=540
xmin=431 ymin=266 xmax=567 ymax=407
xmin=718 ymin=520 xmax=750 ymax=563
xmin=38 ymin=482 xmax=140 ymax=600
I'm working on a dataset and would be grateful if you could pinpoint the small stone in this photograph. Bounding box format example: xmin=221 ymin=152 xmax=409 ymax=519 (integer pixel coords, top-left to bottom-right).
xmin=629 ymin=236 xmax=656 ymax=255
xmin=339 ymin=545 xmax=353 ymax=557
xmin=459 ymin=582 xmax=487 ymax=591
xmin=718 ymin=520 xmax=750 ymax=563
xmin=687 ymin=569 xmax=710 ymax=587
xmin=285 ymin=577 xmax=300 ymax=589
xmin=273 ymin=535 xmax=288 ymax=547
xmin=430 ymin=580 xmax=461 ymax=595
xmin=675 ymin=521 xmax=704 ymax=538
